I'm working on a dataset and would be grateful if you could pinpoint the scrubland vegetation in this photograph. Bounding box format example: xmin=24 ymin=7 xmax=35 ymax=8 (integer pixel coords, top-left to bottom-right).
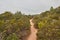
xmin=33 ymin=6 xmax=60 ymax=40
xmin=0 ymin=6 xmax=60 ymax=40
xmin=0 ymin=11 xmax=31 ymax=40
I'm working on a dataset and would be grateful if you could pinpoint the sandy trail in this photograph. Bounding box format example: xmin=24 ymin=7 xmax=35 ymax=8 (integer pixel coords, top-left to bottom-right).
xmin=27 ymin=19 xmax=37 ymax=40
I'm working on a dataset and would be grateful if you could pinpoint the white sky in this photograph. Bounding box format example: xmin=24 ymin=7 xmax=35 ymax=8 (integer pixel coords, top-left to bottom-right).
xmin=0 ymin=0 xmax=60 ymax=14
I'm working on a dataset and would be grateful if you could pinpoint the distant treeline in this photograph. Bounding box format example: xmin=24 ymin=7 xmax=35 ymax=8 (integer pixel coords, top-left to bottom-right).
xmin=33 ymin=6 xmax=60 ymax=40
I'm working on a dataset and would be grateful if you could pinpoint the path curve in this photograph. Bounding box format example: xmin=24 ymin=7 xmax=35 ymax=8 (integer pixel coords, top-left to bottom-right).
xmin=27 ymin=19 xmax=37 ymax=40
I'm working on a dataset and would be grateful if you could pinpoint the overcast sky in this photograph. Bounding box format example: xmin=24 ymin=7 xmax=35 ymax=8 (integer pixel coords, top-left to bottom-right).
xmin=0 ymin=0 xmax=60 ymax=14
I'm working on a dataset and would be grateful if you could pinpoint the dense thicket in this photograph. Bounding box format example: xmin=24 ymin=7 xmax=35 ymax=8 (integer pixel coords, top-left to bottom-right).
xmin=0 ymin=11 xmax=30 ymax=40
xmin=0 ymin=6 xmax=60 ymax=40
xmin=33 ymin=6 xmax=60 ymax=40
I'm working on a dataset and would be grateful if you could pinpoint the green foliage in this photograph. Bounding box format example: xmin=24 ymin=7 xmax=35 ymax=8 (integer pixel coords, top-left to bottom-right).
xmin=6 ymin=33 xmax=19 ymax=40
xmin=50 ymin=6 xmax=54 ymax=11
xmin=33 ymin=6 xmax=60 ymax=40
xmin=0 ymin=11 xmax=30 ymax=40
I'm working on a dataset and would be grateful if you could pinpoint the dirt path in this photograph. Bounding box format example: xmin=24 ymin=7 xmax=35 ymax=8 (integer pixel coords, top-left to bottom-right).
xmin=27 ymin=19 xmax=37 ymax=40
